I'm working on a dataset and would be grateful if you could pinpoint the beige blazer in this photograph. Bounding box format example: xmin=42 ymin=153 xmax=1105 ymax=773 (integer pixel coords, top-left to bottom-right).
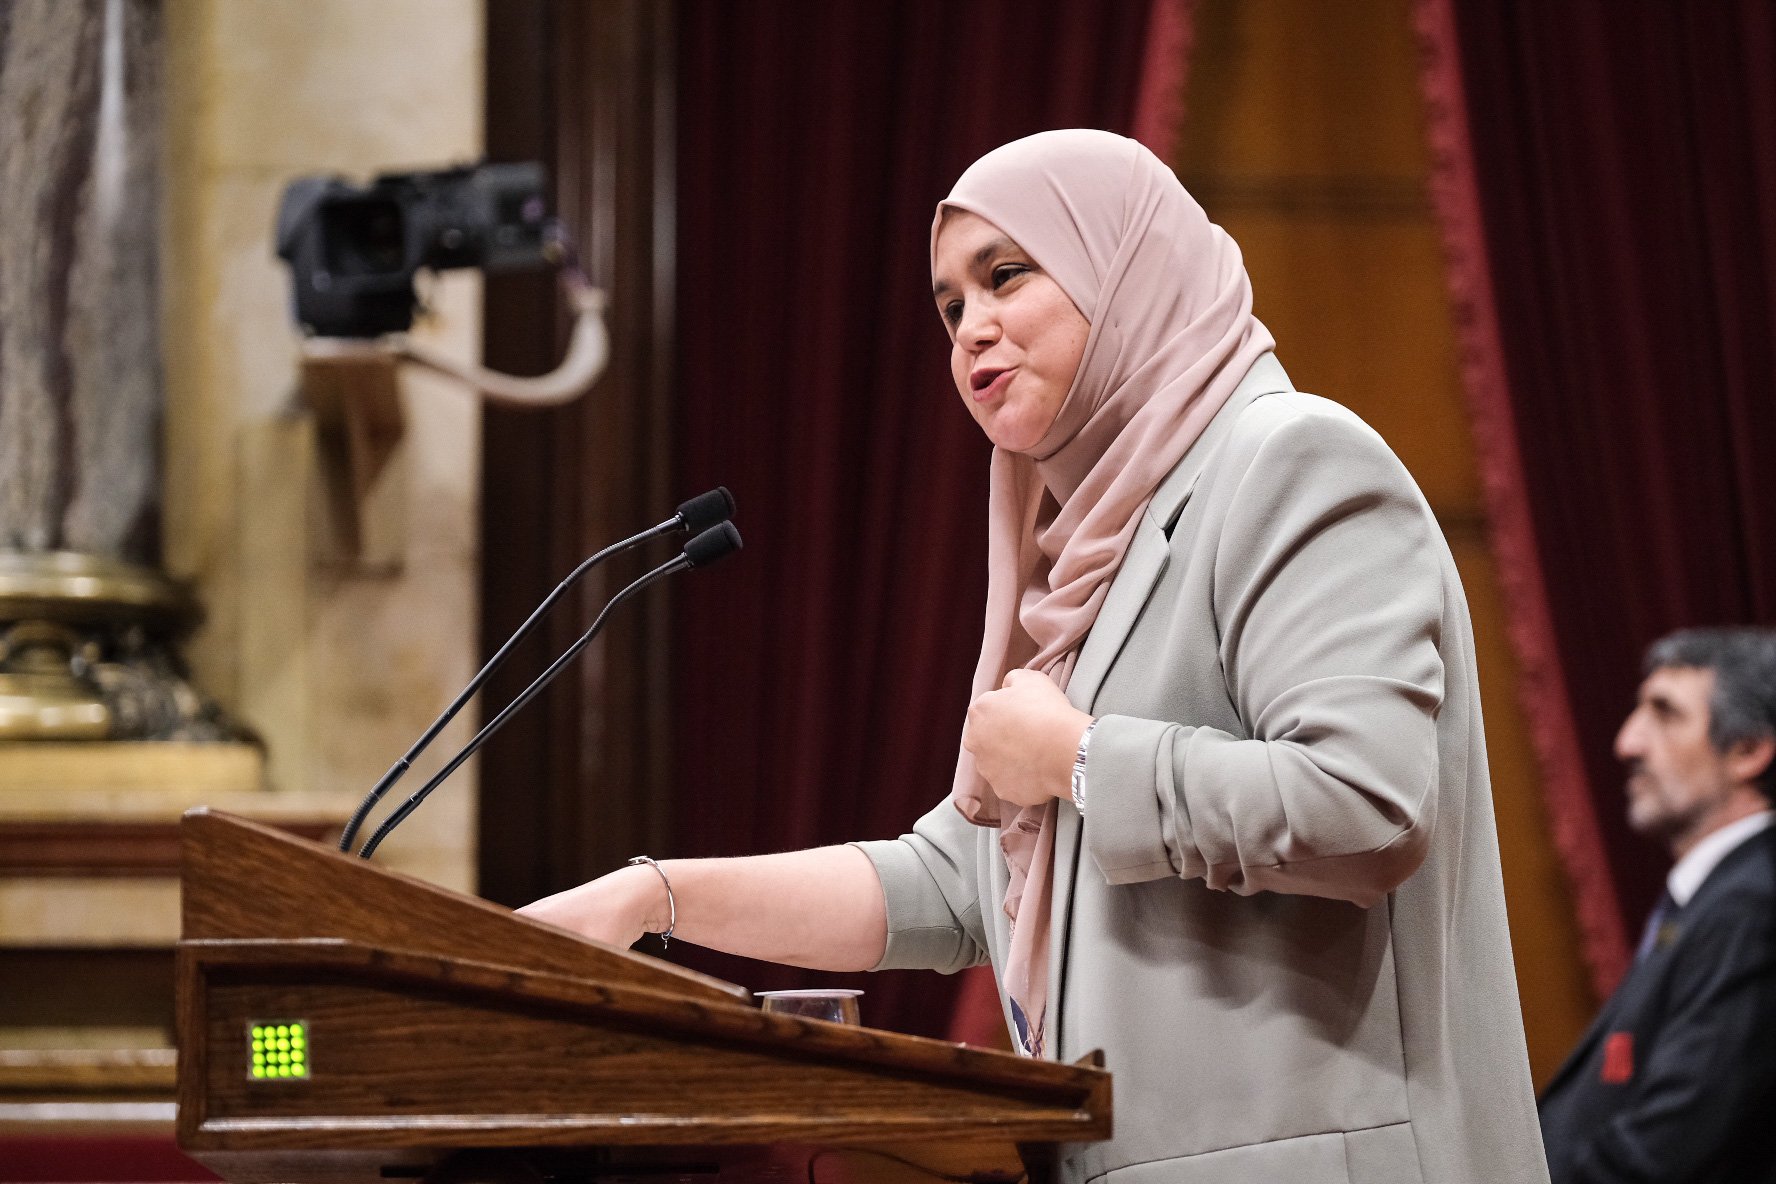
xmin=858 ymin=355 xmax=1549 ymax=1184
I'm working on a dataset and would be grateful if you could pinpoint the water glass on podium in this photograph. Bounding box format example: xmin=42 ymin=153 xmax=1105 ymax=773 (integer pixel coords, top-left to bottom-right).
xmin=755 ymin=988 xmax=862 ymax=1025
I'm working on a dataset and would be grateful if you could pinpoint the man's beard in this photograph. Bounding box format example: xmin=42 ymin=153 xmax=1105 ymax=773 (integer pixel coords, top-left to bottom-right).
xmin=1625 ymin=766 xmax=1691 ymax=843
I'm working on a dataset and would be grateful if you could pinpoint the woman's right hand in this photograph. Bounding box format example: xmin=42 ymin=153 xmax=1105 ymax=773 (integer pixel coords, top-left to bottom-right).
xmin=515 ymin=863 xmax=669 ymax=948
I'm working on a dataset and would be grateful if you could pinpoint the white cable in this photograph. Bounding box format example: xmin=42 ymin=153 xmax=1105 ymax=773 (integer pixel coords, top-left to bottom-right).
xmin=301 ymin=273 xmax=610 ymax=408
xmin=394 ymin=276 xmax=608 ymax=407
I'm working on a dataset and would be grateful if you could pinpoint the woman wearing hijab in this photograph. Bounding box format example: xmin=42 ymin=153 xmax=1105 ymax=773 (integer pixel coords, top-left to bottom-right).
xmin=521 ymin=130 xmax=1549 ymax=1183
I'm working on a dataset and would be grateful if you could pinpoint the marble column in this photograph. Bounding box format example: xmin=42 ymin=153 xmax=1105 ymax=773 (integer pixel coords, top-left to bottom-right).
xmin=0 ymin=0 xmax=241 ymax=741
xmin=0 ymin=0 xmax=162 ymax=560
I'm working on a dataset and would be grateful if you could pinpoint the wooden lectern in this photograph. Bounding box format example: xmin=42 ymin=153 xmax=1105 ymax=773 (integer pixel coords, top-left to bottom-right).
xmin=176 ymin=810 xmax=1111 ymax=1184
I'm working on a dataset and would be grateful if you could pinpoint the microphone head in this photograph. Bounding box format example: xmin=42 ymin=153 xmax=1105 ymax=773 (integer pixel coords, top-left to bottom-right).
xmin=683 ymin=521 xmax=743 ymax=568
xmin=676 ymin=486 xmax=735 ymax=534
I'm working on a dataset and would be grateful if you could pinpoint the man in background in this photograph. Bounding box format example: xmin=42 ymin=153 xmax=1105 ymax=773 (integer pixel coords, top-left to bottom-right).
xmin=1540 ymin=627 xmax=1776 ymax=1182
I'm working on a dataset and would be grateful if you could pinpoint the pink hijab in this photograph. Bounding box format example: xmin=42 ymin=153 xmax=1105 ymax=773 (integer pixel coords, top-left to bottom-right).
xmin=939 ymin=130 xmax=1275 ymax=1056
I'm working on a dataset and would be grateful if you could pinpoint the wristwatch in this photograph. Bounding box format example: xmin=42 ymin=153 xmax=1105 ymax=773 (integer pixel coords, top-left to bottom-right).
xmin=1070 ymin=718 xmax=1099 ymax=814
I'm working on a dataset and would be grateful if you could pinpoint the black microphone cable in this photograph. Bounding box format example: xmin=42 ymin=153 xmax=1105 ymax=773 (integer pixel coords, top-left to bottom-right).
xmin=355 ymin=521 xmax=743 ymax=860
xmin=338 ymin=488 xmax=734 ymax=854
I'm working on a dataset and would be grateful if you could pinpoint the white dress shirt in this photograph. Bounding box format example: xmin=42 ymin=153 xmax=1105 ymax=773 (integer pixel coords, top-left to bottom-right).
xmin=1668 ymin=809 xmax=1775 ymax=907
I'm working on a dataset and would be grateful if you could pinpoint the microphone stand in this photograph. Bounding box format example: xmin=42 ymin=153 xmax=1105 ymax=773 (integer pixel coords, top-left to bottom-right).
xmin=355 ymin=521 xmax=742 ymax=860
xmin=337 ymin=488 xmax=733 ymax=853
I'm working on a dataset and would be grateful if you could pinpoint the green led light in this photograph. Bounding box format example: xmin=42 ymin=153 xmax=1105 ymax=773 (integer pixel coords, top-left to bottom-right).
xmin=248 ymin=1021 xmax=310 ymax=1082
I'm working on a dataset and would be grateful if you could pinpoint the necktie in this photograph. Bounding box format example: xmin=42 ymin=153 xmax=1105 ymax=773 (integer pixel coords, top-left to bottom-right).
xmin=1635 ymin=889 xmax=1677 ymax=962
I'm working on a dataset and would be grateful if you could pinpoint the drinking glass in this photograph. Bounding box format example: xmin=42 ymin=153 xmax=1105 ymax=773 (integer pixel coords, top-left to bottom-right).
xmin=755 ymin=988 xmax=862 ymax=1025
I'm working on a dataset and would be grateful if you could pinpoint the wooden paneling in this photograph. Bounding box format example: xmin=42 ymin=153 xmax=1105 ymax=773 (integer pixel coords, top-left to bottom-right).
xmin=0 ymin=949 xmax=174 ymax=1035
xmin=480 ymin=0 xmax=679 ymax=907
xmin=0 ymin=1048 xmax=176 ymax=1093
xmin=0 ymin=819 xmax=332 ymax=877
xmin=1178 ymin=0 xmax=1595 ymax=1084
xmin=1214 ymin=210 xmax=1479 ymax=511
xmin=1182 ymin=0 xmax=1432 ymax=183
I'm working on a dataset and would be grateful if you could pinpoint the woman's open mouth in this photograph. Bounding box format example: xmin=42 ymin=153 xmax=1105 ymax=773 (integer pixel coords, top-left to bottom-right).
xmin=971 ymin=367 xmax=1015 ymax=401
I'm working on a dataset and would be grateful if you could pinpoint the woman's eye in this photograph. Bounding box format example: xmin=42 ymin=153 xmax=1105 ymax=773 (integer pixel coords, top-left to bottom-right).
xmin=991 ymin=264 xmax=1028 ymax=289
xmin=942 ymin=299 xmax=964 ymax=327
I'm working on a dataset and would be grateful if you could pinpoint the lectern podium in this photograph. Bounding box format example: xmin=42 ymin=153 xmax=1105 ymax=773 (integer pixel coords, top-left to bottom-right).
xmin=175 ymin=810 xmax=1111 ymax=1183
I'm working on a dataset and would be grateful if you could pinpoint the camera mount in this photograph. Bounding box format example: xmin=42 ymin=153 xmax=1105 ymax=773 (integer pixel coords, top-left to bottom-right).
xmin=277 ymin=162 xmax=610 ymax=562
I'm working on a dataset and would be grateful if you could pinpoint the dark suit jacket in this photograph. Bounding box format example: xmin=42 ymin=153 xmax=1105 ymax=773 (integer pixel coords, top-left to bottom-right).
xmin=1540 ymin=827 xmax=1776 ymax=1182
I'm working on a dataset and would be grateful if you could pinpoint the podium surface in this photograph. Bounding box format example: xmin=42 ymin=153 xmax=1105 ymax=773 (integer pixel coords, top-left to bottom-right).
xmin=176 ymin=810 xmax=1110 ymax=1183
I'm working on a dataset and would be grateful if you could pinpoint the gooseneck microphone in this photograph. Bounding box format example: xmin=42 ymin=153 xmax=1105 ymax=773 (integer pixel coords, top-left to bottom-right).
xmin=337 ymin=488 xmax=734 ymax=854
xmin=355 ymin=520 xmax=743 ymax=860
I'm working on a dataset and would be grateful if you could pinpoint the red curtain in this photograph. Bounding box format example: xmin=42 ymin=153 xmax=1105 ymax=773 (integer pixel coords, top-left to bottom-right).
xmin=667 ymin=0 xmax=1175 ymax=1039
xmin=1418 ymin=0 xmax=1776 ymax=994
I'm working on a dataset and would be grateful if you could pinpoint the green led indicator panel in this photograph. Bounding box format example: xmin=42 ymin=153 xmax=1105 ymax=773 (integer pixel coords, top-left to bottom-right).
xmin=248 ymin=1021 xmax=309 ymax=1081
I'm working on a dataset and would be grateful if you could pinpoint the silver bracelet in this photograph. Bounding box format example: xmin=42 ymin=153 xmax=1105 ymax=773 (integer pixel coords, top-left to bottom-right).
xmin=1071 ymin=718 xmax=1099 ymax=815
xmin=626 ymin=855 xmax=676 ymax=948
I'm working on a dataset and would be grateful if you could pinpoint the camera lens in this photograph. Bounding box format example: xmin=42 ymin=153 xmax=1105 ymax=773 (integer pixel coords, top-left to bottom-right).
xmin=320 ymin=196 xmax=408 ymax=278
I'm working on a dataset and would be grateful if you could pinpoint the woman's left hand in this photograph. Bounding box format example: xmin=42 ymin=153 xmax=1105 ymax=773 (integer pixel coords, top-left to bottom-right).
xmin=963 ymin=668 xmax=1094 ymax=808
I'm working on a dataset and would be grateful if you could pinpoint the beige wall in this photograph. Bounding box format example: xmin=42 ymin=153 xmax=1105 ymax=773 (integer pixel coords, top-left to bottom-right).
xmin=162 ymin=0 xmax=484 ymax=891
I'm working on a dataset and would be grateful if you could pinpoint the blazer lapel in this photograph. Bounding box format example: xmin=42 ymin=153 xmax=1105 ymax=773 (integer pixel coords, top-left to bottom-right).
xmin=1067 ymin=515 xmax=1173 ymax=712
xmin=1042 ymin=354 xmax=1293 ymax=1057
xmin=1066 ymin=353 xmax=1291 ymax=712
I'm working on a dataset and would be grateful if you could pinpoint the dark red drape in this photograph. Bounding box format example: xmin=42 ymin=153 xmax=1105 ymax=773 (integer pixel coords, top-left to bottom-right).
xmin=1418 ymin=0 xmax=1776 ymax=993
xmin=667 ymin=0 xmax=1167 ymax=1039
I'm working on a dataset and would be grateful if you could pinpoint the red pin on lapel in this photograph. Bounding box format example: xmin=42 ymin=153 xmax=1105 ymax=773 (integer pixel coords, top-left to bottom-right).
xmin=1600 ymin=1032 xmax=1634 ymax=1084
